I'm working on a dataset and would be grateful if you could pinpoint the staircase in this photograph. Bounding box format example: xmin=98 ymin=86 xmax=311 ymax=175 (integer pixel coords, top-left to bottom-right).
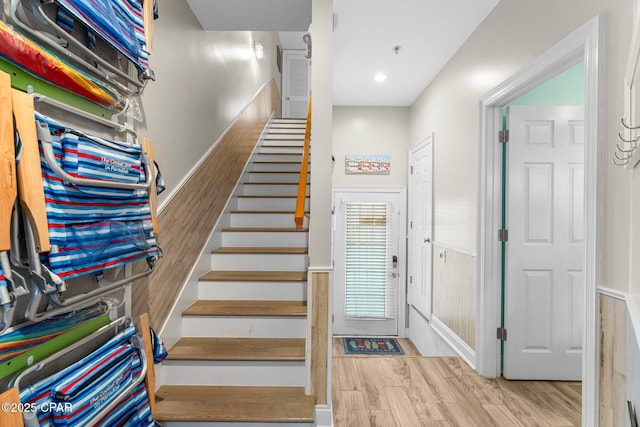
xmin=154 ymin=118 xmax=315 ymax=426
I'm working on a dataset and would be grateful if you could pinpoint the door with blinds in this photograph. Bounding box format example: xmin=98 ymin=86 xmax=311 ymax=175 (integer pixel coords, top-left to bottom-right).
xmin=333 ymin=190 xmax=405 ymax=336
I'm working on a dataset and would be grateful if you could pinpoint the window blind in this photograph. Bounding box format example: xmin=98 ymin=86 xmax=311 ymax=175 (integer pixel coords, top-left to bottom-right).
xmin=344 ymin=202 xmax=396 ymax=319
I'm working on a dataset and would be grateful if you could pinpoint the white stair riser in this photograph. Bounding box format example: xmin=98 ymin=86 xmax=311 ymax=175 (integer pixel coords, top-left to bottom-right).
xmin=251 ymin=162 xmax=302 ymax=172
xmin=182 ymin=316 xmax=306 ymax=338
xmin=161 ymin=361 xmax=306 ymax=386
xmin=264 ymin=133 xmax=306 ymax=140
xmin=267 ymin=128 xmax=306 ymax=133
xmin=198 ymin=281 xmax=307 ymax=301
xmin=221 ymin=231 xmax=308 ymax=247
xmin=271 ymin=122 xmax=306 ymax=128
xmin=210 ymin=253 xmax=308 ymax=271
xmin=236 ymin=197 xmax=309 ymax=211
xmin=164 ymin=421 xmax=312 ymax=427
xmin=247 ymin=172 xmax=307 ymax=183
xmin=230 ymin=212 xmax=300 ymax=227
xmin=259 ymin=139 xmax=305 ymax=147
xmin=253 ymin=154 xmax=304 ymax=162
xmin=243 ymin=184 xmax=309 ymax=196
xmin=258 ymin=146 xmax=304 ymax=154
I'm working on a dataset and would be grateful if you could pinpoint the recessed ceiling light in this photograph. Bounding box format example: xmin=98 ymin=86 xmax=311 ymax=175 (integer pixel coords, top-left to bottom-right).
xmin=374 ymin=73 xmax=387 ymax=82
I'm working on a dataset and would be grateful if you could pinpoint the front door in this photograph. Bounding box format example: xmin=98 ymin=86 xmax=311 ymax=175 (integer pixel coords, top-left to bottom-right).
xmin=408 ymin=135 xmax=433 ymax=319
xmin=333 ymin=190 xmax=403 ymax=336
xmin=503 ymin=105 xmax=584 ymax=380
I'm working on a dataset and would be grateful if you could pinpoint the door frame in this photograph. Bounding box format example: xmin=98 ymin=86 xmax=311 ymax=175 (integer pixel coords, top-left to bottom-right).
xmin=332 ymin=187 xmax=407 ymax=338
xmin=476 ymin=15 xmax=602 ymax=426
xmin=407 ymin=134 xmax=434 ymax=320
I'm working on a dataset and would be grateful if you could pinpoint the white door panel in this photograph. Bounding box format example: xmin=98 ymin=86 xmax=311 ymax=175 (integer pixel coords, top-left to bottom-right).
xmin=333 ymin=190 xmax=404 ymax=336
xmin=408 ymin=135 xmax=433 ymax=319
xmin=504 ymin=105 xmax=584 ymax=380
xmin=282 ymin=50 xmax=309 ymax=118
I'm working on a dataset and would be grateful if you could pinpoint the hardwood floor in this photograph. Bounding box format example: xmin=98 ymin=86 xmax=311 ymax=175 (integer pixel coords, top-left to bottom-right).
xmin=332 ymin=338 xmax=581 ymax=427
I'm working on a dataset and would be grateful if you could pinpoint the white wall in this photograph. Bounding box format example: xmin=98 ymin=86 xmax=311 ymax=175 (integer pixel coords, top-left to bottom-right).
xmin=139 ymin=0 xmax=281 ymax=209
xmin=409 ymin=0 xmax=633 ymax=291
xmin=332 ymin=106 xmax=410 ymax=188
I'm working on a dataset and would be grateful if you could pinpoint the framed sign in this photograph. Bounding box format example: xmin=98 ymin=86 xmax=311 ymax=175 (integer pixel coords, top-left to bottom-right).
xmin=345 ymin=155 xmax=390 ymax=175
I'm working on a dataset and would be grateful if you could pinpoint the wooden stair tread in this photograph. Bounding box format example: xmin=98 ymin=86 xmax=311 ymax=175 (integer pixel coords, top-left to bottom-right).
xmin=243 ymin=181 xmax=304 ymax=185
xmin=253 ymin=160 xmax=305 ymax=163
xmin=154 ymin=386 xmax=315 ymax=423
xmin=166 ymin=337 xmax=306 ymax=361
xmin=229 ymin=210 xmax=309 ymax=214
xmin=261 ymin=148 xmax=302 ymax=151
xmin=211 ymin=247 xmax=308 ymax=254
xmin=249 ymin=170 xmax=304 ymax=173
xmin=222 ymin=227 xmax=308 ymax=232
xmin=237 ymin=195 xmax=309 ymax=198
xmin=183 ymin=300 xmax=307 ymax=317
xmin=201 ymin=270 xmax=307 ymax=281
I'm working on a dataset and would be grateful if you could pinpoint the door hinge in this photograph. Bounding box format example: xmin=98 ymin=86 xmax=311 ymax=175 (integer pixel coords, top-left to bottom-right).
xmin=409 ymin=275 xmax=413 ymax=284
xmin=497 ymin=327 xmax=507 ymax=341
xmin=499 ymin=130 xmax=509 ymax=144
xmin=332 ymin=314 xmax=334 ymax=324
xmin=410 ymin=165 xmax=414 ymax=174
xmin=498 ymin=229 xmax=508 ymax=242
xmin=410 ymin=220 xmax=413 ymax=229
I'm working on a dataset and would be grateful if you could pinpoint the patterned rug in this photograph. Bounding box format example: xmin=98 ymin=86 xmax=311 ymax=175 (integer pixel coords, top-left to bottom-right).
xmin=342 ymin=337 xmax=404 ymax=355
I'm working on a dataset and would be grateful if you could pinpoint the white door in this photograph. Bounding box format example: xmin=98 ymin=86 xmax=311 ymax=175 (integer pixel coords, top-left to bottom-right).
xmin=504 ymin=105 xmax=584 ymax=380
xmin=333 ymin=190 xmax=403 ymax=336
xmin=408 ymin=135 xmax=433 ymax=319
xmin=282 ymin=50 xmax=309 ymax=118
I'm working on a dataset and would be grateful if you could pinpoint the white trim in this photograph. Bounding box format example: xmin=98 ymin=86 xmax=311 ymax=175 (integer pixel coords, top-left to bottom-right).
xmin=430 ymin=315 xmax=476 ymax=369
xmin=431 ymin=241 xmax=477 ymax=258
xmin=597 ymin=285 xmax=628 ymax=301
xmin=476 ymin=15 xmax=603 ymax=427
xmin=314 ymin=404 xmax=334 ymax=427
xmin=308 ymin=266 xmax=334 ymax=273
xmin=158 ymin=80 xmax=276 ymax=213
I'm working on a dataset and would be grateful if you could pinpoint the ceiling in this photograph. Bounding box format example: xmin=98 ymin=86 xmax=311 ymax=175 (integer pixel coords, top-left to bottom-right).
xmin=186 ymin=0 xmax=499 ymax=106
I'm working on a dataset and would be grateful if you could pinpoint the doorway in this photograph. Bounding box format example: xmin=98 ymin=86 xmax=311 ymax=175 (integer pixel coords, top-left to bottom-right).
xmin=332 ymin=188 xmax=406 ymax=336
xmin=476 ymin=15 xmax=602 ymax=424
xmin=281 ymin=49 xmax=310 ymax=118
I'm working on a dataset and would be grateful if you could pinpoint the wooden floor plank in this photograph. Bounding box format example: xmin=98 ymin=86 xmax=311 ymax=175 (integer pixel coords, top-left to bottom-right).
xmin=333 ymin=390 xmax=371 ymax=427
xmin=166 ymin=337 xmax=306 ymax=361
xmin=183 ymin=299 xmax=307 ymax=317
xmin=331 ymin=340 xmax=582 ymax=427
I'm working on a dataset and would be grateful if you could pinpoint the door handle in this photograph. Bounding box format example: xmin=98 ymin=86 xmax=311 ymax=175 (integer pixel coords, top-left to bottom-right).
xmin=392 ymin=255 xmax=398 ymax=268
xmin=424 ymin=238 xmax=431 ymax=243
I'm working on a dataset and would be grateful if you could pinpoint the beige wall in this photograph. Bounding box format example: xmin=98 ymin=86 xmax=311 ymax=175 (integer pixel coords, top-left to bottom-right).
xmin=409 ymin=0 xmax=632 ymax=295
xmin=332 ymin=106 xmax=410 ymax=188
xmin=140 ymin=0 xmax=281 ymax=209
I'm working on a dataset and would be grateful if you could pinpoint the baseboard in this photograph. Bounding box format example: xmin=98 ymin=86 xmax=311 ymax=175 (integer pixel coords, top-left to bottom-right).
xmin=314 ymin=405 xmax=333 ymax=427
xmin=430 ymin=314 xmax=476 ymax=369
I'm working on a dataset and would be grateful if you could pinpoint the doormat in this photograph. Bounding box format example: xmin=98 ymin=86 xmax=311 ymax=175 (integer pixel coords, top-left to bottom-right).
xmin=342 ymin=337 xmax=404 ymax=355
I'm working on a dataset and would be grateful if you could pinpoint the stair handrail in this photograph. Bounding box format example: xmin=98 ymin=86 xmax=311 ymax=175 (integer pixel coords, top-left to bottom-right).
xmin=295 ymin=94 xmax=312 ymax=229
